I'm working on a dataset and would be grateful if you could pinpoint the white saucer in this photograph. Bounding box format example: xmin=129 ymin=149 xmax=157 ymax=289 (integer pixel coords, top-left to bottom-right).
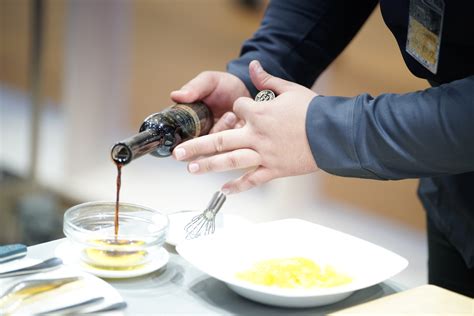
xmin=166 ymin=210 xmax=252 ymax=246
xmin=55 ymin=240 xmax=169 ymax=279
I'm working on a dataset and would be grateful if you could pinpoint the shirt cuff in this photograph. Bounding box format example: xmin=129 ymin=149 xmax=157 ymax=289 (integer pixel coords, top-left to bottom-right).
xmin=306 ymin=95 xmax=381 ymax=179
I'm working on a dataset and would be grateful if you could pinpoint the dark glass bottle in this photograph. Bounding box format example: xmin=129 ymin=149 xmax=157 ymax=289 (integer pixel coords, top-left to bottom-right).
xmin=111 ymin=102 xmax=213 ymax=164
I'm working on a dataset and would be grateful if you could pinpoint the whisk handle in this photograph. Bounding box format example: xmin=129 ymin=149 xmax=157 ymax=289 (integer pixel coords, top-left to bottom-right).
xmin=207 ymin=191 xmax=226 ymax=214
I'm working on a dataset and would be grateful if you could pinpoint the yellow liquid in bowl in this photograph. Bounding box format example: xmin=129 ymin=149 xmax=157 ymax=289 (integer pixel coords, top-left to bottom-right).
xmin=82 ymin=239 xmax=148 ymax=270
xmin=236 ymin=257 xmax=352 ymax=289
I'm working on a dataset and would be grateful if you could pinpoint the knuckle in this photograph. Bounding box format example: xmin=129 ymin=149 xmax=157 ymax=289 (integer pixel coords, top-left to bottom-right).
xmin=196 ymin=71 xmax=217 ymax=87
xmin=252 ymin=104 xmax=265 ymax=116
xmin=199 ymin=70 xmax=212 ymax=78
xmin=203 ymin=71 xmax=218 ymax=84
xmin=243 ymin=173 xmax=260 ymax=188
xmin=245 ymin=125 xmax=264 ymax=144
xmin=233 ymin=180 xmax=244 ymax=193
xmin=214 ymin=134 xmax=225 ymax=153
xmin=203 ymin=158 xmax=213 ymax=172
xmin=187 ymin=144 xmax=199 ymax=158
xmin=227 ymin=153 xmax=239 ymax=169
xmin=233 ymin=97 xmax=245 ymax=111
xmin=261 ymin=74 xmax=272 ymax=86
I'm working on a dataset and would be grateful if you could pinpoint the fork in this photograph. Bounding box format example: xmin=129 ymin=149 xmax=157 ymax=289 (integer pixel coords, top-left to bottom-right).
xmin=0 ymin=257 xmax=63 ymax=278
xmin=35 ymin=296 xmax=104 ymax=315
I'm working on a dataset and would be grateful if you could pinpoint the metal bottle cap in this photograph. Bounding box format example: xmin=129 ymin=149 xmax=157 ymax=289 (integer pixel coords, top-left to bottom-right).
xmin=255 ymin=89 xmax=276 ymax=102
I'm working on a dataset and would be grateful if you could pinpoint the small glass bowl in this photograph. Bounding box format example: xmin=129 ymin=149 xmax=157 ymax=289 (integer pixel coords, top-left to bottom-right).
xmin=63 ymin=201 xmax=169 ymax=270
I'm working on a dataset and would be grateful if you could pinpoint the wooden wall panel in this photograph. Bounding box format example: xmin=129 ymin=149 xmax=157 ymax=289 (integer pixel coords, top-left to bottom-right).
xmin=0 ymin=2 xmax=428 ymax=230
xmin=0 ymin=0 xmax=64 ymax=103
xmin=129 ymin=0 xmax=263 ymax=127
xmin=0 ymin=0 xmax=30 ymax=92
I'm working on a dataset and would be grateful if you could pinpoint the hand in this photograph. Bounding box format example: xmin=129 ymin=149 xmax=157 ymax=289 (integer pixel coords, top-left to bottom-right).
xmin=173 ymin=60 xmax=319 ymax=194
xmin=170 ymin=71 xmax=250 ymax=133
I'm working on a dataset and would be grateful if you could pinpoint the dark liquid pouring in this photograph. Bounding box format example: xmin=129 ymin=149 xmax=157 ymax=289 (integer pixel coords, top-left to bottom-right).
xmin=81 ymin=162 xmax=147 ymax=270
xmin=114 ymin=162 xmax=123 ymax=237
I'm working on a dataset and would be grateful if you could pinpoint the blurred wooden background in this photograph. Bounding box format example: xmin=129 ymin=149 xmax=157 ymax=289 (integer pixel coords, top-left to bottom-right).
xmin=0 ymin=0 xmax=428 ymax=230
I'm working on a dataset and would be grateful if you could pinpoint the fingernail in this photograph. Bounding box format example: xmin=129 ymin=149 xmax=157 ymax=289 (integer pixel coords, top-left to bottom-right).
xmin=224 ymin=113 xmax=236 ymax=125
xmin=221 ymin=187 xmax=231 ymax=195
xmin=174 ymin=148 xmax=186 ymax=160
xmin=188 ymin=163 xmax=199 ymax=173
xmin=253 ymin=60 xmax=263 ymax=73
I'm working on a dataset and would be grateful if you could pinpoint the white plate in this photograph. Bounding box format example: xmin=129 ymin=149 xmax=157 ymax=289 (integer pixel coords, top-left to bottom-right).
xmin=166 ymin=210 xmax=251 ymax=246
xmin=0 ymin=259 xmax=124 ymax=314
xmin=55 ymin=240 xmax=169 ymax=279
xmin=176 ymin=218 xmax=408 ymax=308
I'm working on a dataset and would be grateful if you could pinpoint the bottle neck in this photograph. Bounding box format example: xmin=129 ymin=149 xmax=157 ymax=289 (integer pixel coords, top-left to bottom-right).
xmin=111 ymin=129 xmax=162 ymax=165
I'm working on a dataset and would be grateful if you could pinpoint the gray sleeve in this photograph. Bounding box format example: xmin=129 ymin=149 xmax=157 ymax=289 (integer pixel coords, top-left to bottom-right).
xmin=306 ymin=76 xmax=474 ymax=180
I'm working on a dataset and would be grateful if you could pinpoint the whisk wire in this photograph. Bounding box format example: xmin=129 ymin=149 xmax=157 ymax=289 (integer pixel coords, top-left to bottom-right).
xmin=184 ymin=191 xmax=226 ymax=240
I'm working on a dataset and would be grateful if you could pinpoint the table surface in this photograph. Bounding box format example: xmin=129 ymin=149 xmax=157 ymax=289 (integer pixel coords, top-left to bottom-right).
xmin=26 ymin=239 xmax=406 ymax=315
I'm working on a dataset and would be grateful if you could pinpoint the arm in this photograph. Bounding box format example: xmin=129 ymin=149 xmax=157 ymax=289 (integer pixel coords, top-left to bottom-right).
xmin=307 ymin=76 xmax=474 ymax=179
xmin=173 ymin=63 xmax=474 ymax=192
xmin=227 ymin=0 xmax=378 ymax=96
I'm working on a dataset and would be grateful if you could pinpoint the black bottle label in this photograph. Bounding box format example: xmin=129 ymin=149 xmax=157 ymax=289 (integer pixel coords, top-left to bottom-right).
xmin=166 ymin=102 xmax=213 ymax=138
xmin=169 ymin=104 xmax=202 ymax=137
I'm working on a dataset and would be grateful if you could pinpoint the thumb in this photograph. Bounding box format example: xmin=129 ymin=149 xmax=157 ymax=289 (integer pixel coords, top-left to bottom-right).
xmin=249 ymin=60 xmax=294 ymax=95
xmin=170 ymin=71 xmax=217 ymax=103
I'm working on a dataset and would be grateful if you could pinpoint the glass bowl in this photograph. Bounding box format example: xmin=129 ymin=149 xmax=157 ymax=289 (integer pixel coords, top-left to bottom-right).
xmin=63 ymin=201 xmax=169 ymax=270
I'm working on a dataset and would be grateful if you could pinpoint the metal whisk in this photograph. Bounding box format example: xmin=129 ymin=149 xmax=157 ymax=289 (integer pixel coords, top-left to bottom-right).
xmin=184 ymin=191 xmax=227 ymax=239
xmin=183 ymin=90 xmax=275 ymax=240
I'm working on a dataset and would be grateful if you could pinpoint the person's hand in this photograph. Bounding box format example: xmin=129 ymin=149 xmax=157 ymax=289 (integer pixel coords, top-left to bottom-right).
xmin=173 ymin=60 xmax=319 ymax=194
xmin=170 ymin=71 xmax=250 ymax=133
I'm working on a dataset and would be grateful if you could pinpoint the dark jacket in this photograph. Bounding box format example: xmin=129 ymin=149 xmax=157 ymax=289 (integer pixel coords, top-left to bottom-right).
xmin=227 ymin=0 xmax=474 ymax=267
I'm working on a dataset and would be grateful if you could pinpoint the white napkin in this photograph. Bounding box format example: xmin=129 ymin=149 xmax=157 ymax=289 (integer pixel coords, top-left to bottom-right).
xmin=0 ymin=257 xmax=124 ymax=315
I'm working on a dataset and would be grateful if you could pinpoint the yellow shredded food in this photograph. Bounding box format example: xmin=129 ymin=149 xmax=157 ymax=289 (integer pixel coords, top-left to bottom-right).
xmin=236 ymin=257 xmax=352 ymax=289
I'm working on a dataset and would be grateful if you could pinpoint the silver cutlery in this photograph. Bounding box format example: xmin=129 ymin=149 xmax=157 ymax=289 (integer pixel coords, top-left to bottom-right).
xmin=35 ymin=296 xmax=104 ymax=315
xmin=0 ymin=257 xmax=63 ymax=278
xmin=0 ymin=277 xmax=81 ymax=314
xmin=84 ymin=301 xmax=128 ymax=313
